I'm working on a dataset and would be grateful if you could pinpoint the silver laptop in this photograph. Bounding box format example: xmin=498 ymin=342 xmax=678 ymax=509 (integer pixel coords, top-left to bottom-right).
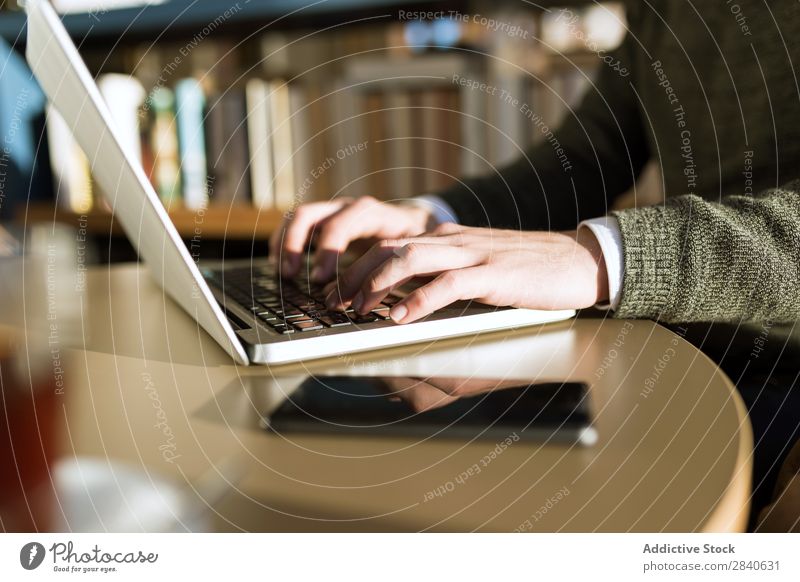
xmin=24 ymin=0 xmax=574 ymax=365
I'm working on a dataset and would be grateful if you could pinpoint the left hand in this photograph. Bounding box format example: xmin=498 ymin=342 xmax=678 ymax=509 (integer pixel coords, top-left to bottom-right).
xmin=324 ymin=223 xmax=609 ymax=324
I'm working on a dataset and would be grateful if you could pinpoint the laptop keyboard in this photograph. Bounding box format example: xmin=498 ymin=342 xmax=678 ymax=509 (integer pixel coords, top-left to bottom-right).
xmin=203 ymin=265 xmax=402 ymax=335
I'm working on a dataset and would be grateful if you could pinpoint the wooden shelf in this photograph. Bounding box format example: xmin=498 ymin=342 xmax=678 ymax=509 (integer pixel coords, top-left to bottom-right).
xmin=18 ymin=203 xmax=284 ymax=240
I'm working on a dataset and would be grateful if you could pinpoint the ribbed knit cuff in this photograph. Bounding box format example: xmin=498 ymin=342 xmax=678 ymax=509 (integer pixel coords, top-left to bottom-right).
xmin=611 ymin=205 xmax=682 ymax=319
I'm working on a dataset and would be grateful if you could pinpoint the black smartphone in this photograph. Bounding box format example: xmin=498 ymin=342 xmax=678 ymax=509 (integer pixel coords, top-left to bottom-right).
xmin=261 ymin=376 xmax=597 ymax=446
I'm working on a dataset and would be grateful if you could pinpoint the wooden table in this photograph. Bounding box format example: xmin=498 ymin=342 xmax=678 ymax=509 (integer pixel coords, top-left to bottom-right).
xmin=48 ymin=264 xmax=752 ymax=532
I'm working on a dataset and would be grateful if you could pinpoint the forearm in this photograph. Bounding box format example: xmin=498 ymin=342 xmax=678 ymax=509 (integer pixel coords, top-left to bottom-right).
xmin=612 ymin=183 xmax=800 ymax=323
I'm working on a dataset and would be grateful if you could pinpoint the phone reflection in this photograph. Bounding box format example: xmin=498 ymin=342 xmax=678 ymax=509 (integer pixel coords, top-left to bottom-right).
xmin=377 ymin=377 xmax=534 ymax=413
xmin=263 ymin=376 xmax=596 ymax=445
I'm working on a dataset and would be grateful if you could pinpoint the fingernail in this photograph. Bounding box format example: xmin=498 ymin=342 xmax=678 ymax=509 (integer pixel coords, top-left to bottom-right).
xmin=352 ymin=292 xmax=364 ymax=313
xmin=390 ymin=304 xmax=408 ymax=323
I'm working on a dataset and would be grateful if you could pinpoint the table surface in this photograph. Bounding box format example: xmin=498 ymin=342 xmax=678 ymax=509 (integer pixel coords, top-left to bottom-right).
xmin=50 ymin=264 xmax=752 ymax=532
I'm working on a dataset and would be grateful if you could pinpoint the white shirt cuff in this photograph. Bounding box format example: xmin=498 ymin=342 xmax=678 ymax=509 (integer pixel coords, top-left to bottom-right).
xmin=407 ymin=194 xmax=460 ymax=225
xmin=578 ymin=216 xmax=624 ymax=311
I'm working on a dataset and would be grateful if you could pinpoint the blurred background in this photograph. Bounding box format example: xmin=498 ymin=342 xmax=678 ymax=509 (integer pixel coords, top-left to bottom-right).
xmin=0 ymin=0 xmax=658 ymax=264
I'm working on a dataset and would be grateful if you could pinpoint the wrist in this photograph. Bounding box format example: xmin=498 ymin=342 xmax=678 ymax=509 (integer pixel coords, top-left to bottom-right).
xmin=574 ymin=228 xmax=610 ymax=305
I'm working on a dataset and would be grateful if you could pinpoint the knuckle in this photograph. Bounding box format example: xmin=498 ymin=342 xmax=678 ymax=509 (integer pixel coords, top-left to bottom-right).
xmin=355 ymin=195 xmax=375 ymax=207
xmin=438 ymin=270 xmax=460 ymax=291
xmin=433 ymin=221 xmax=460 ymax=234
xmin=400 ymin=242 xmax=420 ymax=261
xmin=411 ymin=284 xmax=432 ymax=309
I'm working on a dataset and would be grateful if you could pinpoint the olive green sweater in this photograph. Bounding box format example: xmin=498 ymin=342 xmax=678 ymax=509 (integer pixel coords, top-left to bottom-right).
xmin=435 ymin=0 xmax=800 ymax=374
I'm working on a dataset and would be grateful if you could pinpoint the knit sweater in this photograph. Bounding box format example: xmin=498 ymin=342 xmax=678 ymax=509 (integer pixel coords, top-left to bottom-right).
xmin=434 ymin=0 xmax=800 ymax=373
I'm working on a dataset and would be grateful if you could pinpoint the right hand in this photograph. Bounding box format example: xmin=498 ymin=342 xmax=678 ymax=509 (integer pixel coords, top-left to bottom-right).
xmin=269 ymin=196 xmax=436 ymax=282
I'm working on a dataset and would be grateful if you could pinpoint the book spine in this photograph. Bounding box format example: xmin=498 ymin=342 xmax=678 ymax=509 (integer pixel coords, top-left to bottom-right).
xmin=97 ymin=73 xmax=146 ymax=163
xmin=221 ymin=89 xmax=251 ymax=206
xmin=386 ymin=91 xmax=413 ymax=199
xmin=288 ymin=83 xmax=314 ymax=208
xmin=245 ymin=79 xmax=275 ymax=209
xmin=149 ymin=87 xmax=182 ymax=208
xmin=269 ymin=80 xmax=295 ymax=211
xmin=175 ymin=78 xmax=208 ymax=210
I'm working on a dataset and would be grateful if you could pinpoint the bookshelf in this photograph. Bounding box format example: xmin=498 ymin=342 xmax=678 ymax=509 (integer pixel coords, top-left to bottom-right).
xmin=1 ymin=0 xmax=625 ymax=247
xmin=20 ymin=202 xmax=284 ymax=239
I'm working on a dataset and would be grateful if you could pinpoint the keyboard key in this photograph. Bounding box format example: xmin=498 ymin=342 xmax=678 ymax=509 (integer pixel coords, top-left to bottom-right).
xmin=319 ymin=314 xmax=352 ymax=327
xmin=293 ymin=320 xmax=323 ymax=332
xmin=349 ymin=312 xmax=380 ymax=324
xmin=282 ymin=310 xmax=306 ymax=319
xmin=270 ymin=324 xmax=296 ymax=335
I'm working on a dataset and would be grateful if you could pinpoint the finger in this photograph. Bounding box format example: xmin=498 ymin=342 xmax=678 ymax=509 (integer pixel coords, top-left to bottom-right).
xmin=357 ymin=243 xmax=482 ymax=314
xmin=325 ymin=237 xmax=459 ymax=309
xmin=311 ymin=197 xmax=389 ymax=282
xmin=390 ymin=266 xmax=488 ymax=324
xmin=325 ymin=242 xmax=397 ymax=309
xmin=278 ymin=201 xmax=347 ymax=276
xmin=268 ymin=214 xmax=290 ymax=262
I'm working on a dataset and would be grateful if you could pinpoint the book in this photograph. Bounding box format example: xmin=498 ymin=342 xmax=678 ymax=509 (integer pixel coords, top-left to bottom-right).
xmin=421 ymin=89 xmax=445 ymax=193
xmin=97 ymin=73 xmax=146 ymax=162
xmin=288 ymin=83 xmax=315 ymax=207
xmin=303 ymin=83 xmax=331 ymax=202
xmin=175 ymin=78 xmax=208 ymax=209
xmin=268 ymin=80 xmax=295 ymax=210
xmin=458 ymin=67 xmax=488 ymax=178
xmin=363 ymin=91 xmax=388 ymax=198
xmin=386 ymin=90 xmax=414 ymax=198
xmin=244 ymin=78 xmax=275 ymax=209
xmin=148 ymin=86 xmax=181 ymax=208
xmin=204 ymin=87 xmax=251 ymax=208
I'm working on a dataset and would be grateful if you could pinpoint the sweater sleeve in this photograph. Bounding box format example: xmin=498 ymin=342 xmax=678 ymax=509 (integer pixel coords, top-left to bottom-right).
xmin=433 ymin=27 xmax=650 ymax=231
xmin=612 ymin=183 xmax=800 ymax=323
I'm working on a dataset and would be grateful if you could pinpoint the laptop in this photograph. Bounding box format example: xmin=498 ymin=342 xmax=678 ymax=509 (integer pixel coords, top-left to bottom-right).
xmin=24 ymin=0 xmax=574 ymax=365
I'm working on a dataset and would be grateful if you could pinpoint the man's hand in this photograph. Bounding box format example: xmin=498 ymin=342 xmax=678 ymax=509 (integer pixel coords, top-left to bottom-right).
xmin=379 ymin=377 xmax=531 ymax=413
xmin=268 ymin=196 xmax=436 ymax=282
xmin=324 ymin=223 xmax=609 ymax=323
